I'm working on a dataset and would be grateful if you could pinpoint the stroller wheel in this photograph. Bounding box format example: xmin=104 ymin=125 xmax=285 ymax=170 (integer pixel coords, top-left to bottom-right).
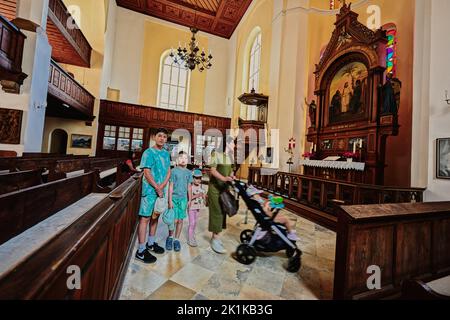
xmin=235 ymin=244 xmax=257 ymax=265
xmin=287 ymin=249 xmax=302 ymax=273
xmin=286 ymin=247 xmax=296 ymax=258
xmin=240 ymin=230 xmax=254 ymax=244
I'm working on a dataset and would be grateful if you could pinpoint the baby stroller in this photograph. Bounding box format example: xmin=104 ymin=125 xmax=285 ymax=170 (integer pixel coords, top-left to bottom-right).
xmin=232 ymin=181 xmax=302 ymax=273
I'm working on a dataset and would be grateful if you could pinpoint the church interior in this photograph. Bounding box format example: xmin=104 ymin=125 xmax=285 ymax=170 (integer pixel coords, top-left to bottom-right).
xmin=0 ymin=0 xmax=449 ymax=300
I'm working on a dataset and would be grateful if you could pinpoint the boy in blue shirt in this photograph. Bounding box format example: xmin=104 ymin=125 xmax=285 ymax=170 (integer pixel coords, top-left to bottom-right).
xmin=167 ymin=151 xmax=192 ymax=252
xmin=135 ymin=128 xmax=171 ymax=264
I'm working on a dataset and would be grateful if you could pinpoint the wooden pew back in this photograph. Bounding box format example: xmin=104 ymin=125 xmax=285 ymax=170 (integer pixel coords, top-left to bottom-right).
xmin=334 ymin=202 xmax=450 ymax=300
xmin=0 ymin=174 xmax=142 ymax=299
xmin=0 ymin=171 xmax=109 ymax=246
xmin=0 ymin=169 xmax=44 ymax=195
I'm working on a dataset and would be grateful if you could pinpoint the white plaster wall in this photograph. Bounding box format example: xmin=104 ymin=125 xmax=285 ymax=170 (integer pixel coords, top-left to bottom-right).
xmin=100 ymin=0 xmax=118 ymax=99
xmin=225 ymin=31 xmax=238 ymax=119
xmin=24 ymin=28 xmax=52 ymax=152
xmin=109 ymin=7 xmax=146 ymax=104
xmin=0 ymin=0 xmax=51 ymax=155
xmin=424 ymin=0 xmax=450 ymax=201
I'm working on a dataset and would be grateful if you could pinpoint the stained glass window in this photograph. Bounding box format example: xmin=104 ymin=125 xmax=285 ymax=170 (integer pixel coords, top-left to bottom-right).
xmin=384 ymin=24 xmax=397 ymax=78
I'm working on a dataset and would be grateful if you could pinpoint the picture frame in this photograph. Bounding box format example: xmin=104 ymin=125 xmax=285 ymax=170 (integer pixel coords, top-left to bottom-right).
xmin=436 ymin=138 xmax=450 ymax=179
xmin=71 ymin=134 xmax=92 ymax=149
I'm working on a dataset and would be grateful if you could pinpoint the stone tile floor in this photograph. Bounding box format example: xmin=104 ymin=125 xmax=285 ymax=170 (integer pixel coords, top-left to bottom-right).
xmin=119 ymin=205 xmax=336 ymax=300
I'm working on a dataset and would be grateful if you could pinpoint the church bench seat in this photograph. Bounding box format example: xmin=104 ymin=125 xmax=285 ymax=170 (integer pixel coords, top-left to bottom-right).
xmin=0 ymin=170 xmax=109 ymax=246
xmin=0 ymin=169 xmax=44 ymax=195
xmin=0 ymin=193 xmax=108 ymax=277
xmin=0 ymin=174 xmax=142 ymax=299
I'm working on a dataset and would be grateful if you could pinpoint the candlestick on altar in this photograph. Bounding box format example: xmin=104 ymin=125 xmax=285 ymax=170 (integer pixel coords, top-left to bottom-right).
xmin=353 ymin=142 xmax=357 ymax=154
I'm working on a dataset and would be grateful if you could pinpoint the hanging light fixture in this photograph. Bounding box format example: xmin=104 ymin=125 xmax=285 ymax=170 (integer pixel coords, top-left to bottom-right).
xmin=169 ymin=2 xmax=213 ymax=72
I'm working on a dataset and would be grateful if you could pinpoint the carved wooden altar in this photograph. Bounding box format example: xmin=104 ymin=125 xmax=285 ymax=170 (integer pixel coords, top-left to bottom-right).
xmin=306 ymin=4 xmax=399 ymax=185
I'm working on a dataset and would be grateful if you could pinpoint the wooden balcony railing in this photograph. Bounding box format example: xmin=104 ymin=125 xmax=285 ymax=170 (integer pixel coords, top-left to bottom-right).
xmin=248 ymin=167 xmax=426 ymax=230
xmin=0 ymin=14 xmax=27 ymax=93
xmin=47 ymin=59 xmax=95 ymax=120
xmin=47 ymin=0 xmax=91 ymax=67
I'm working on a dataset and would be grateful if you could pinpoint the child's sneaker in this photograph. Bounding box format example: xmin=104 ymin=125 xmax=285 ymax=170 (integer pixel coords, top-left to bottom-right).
xmin=135 ymin=249 xmax=157 ymax=264
xmin=287 ymin=231 xmax=299 ymax=241
xmin=165 ymin=237 xmax=174 ymax=251
xmin=147 ymin=242 xmax=165 ymax=254
xmin=188 ymin=237 xmax=198 ymax=247
xmin=174 ymin=240 xmax=181 ymax=252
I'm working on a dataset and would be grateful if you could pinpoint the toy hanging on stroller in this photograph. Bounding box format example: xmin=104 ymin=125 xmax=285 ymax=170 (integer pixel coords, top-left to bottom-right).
xmin=232 ymin=181 xmax=302 ymax=273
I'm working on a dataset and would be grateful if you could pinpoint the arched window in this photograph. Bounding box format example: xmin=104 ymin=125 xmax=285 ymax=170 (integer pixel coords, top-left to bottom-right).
xmin=248 ymin=32 xmax=262 ymax=92
xmin=383 ymin=23 xmax=397 ymax=78
xmin=158 ymin=53 xmax=189 ymax=111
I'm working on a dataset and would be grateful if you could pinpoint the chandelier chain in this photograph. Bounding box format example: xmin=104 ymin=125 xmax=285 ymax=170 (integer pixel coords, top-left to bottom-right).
xmin=169 ymin=0 xmax=213 ymax=72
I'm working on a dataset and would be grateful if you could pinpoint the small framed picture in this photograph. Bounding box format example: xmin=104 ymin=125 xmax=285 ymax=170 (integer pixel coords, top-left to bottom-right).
xmin=437 ymin=138 xmax=450 ymax=179
xmin=71 ymin=134 xmax=92 ymax=149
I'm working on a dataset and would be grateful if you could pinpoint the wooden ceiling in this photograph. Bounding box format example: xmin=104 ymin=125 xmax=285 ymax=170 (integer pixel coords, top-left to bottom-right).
xmin=0 ymin=0 xmax=16 ymax=21
xmin=116 ymin=0 xmax=253 ymax=38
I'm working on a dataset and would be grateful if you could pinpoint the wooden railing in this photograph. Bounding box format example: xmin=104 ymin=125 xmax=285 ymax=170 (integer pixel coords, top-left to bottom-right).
xmin=0 ymin=14 xmax=27 ymax=93
xmin=0 ymin=174 xmax=141 ymax=299
xmin=48 ymin=59 xmax=95 ymax=120
xmin=248 ymin=167 xmax=425 ymax=230
xmin=99 ymin=100 xmax=232 ymax=132
xmin=47 ymin=0 xmax=91 ymax=67
xmin=334 ymin=202 xmax=450 ymax=300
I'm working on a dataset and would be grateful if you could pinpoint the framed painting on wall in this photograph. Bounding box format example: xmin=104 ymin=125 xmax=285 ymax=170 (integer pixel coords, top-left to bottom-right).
xmin=71 ymin=134 xmax=92 ymax=149
xmin=437 ymin=138 xmax=450 ymax=179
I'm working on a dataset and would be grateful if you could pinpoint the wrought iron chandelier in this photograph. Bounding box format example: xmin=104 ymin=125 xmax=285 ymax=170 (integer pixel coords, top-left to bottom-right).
xmin=170 ymin=27 xmax=213 ymax=72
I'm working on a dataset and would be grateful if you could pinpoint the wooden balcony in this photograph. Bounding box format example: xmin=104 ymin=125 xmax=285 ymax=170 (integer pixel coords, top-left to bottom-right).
xmin=0 ymin=14 xmax=27 ymax=93
xmin=99 ymin=100 xmax=231 ymax=132
xmin=97 ymin=100 xmax=232 ymax=157
xmin=46 ymin=59 xmax=95 ymax=121
xmin=47 ymin=0 xmax=92 ymax=67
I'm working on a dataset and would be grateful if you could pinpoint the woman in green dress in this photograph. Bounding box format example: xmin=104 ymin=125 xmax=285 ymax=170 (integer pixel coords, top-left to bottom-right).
xmin=208 ymin=136 xmax=236 ymax=254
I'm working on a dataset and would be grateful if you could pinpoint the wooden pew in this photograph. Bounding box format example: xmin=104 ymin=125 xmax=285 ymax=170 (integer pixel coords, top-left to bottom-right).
xmin=0 ymin=169 xmax=44 ymax=195
xmin=0 ymin=174 xmax=142 ymax=299
xmin=333 ymin=202 xmax=450 ymax=300
xmin=0 ymin=155 xmax=90 ymax=172
xmin=0 ymin=170 xmax=110 ymax=246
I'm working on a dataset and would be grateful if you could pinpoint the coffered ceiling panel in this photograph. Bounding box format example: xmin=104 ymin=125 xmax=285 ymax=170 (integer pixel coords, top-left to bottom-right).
xmin=116 ymin=0 xmax=253 ymax=38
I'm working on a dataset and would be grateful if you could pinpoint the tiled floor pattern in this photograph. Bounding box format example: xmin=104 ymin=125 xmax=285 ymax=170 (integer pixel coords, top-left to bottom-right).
xmin=119 ymin=205 xmax=336 ymax=300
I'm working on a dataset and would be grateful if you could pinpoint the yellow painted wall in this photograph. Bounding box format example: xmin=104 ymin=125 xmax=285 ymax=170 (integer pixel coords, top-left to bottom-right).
xmin=232 ymin=0 xmax=273 ymax=125
xmin=63 ymin=0 xmax=106 ymax=54
xmin=139 ymin=20 xmax=208 ymax=114
xmin=41 ymin=102 xmax=99 ymax=156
